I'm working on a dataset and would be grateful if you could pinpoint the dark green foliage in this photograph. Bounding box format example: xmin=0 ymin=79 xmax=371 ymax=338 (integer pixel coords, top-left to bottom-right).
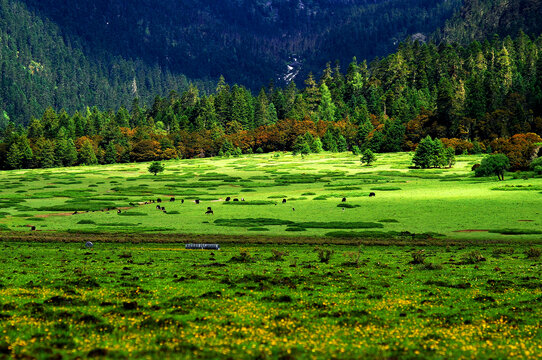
xmin=360 ymin=149 xmax=376 ymax=166
xmin=530 ymin=157 xmax=542 ymax=174
xmin=475 ymin=154 xmax=510 ymax=180
xmin=314 ymin=247 xmax=334 ymax=263
xmin=524 ymin=247 xmax=541 ymax=259
xmin=148 ymin=162 xmax=165 ymax=176
xmin=412 ymin=136 xmax=455 ymax=169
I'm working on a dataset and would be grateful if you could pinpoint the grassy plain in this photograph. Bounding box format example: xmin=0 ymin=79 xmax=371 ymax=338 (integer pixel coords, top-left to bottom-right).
xmin=1 ymin=152 xmax=542 ymax=359
xmin=0 ymin=152 xmax=541 ymax=240
xmin=0 ymin=242 xmax=541 ymax=359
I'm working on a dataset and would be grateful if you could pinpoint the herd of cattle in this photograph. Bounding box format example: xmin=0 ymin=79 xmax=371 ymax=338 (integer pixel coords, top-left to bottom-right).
xmin=29 ymin=192 xmax=377 ymax=230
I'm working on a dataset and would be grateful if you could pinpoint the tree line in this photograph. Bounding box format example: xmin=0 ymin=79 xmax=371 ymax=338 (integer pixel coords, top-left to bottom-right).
xmin=1 ymin=33 xmax=542 ymax=171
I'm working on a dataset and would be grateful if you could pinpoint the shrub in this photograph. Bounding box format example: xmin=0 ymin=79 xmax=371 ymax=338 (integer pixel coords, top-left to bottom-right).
xmin=314 ymin=247 xmax=334 ymax=263
xmin=342 ymin=249 xmax=362 ymax=267
xmin=351 ymin=145 xmax=361 ymax=155
xmin=492 ymin=247 xmax=515 ymax=257
xmin=410 ymin=250 xmax=427 ymax=265
xmin=524 ymin=247 xmax=541 ymax=259
xmin=530 ymin=157 xmax=542 ymax=175
xmin=269 ymin=249 xmax=289 ymax=261
xmin=461 ymin=251 xmax=486 ymax=264
xmin=229 ymin=249 xmax=254 ymax=263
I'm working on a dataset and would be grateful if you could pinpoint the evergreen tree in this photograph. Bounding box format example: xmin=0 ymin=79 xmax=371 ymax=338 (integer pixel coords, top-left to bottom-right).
xmin=318 ymin=83 xmax=336 ymax=122
xmin=79 ymin=139 xmax=98 ymax=165
xmin=104 ymin=142 xmax=118 ymax=164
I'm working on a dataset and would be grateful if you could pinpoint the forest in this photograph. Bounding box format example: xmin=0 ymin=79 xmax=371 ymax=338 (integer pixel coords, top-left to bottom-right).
xmin=1 ymin=33 xmax=542 ymax=172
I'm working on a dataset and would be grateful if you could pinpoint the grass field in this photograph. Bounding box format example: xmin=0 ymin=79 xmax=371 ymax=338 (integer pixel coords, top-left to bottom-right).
xmin=0 ymin=152 xmax=541 ymax=240
xmin=1 ymin=152 xmax=542 ymax=359
xmin=0 ymin=242 xmax=541 ymax=359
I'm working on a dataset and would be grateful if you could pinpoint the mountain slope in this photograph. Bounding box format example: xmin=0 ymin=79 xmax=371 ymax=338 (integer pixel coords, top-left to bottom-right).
xmin=438 ymin=0 xmax=542 ymax=43
xmin=20 ymin=0 xmax=462 ymax=89
xmin=0 ymin=0 xmax=212 ymax=126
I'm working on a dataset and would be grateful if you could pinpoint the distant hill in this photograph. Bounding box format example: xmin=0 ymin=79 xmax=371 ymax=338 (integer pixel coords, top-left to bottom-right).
xmin=0 ymin=0 xmax=213 ymax=126
xmin=437 ymin=0 xmax=542 ymax=43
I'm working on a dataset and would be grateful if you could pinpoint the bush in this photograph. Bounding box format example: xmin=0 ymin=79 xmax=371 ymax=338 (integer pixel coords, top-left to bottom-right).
xmin=461 ymin=251 xmax=486 ymax=264
xmin=314 ymin=247 xmax=334 ymax=263
xmin=530 ymin=157 xmax=542 ymax=175
xmin=269 ymin=249 xmax=289 ymax=261
xmin=410 ymin=250 xmax=427 ymax=264
xmin=351 ymin=145 xmax=361 ymax=155
xmin=524 ymin=247 xmax=541 ymax=259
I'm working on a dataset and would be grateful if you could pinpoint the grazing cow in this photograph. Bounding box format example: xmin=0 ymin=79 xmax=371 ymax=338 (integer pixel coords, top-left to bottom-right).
xmin=157 ymin=198 xmax=162 ymax=203
xmin=156 ymin=205 xmax=161 ymax=210
xmin=195 ymin=199 xmax=200 ymax=204
xmin=161 ymin=207 xmax=165 ymax=211
xmin=369 ymin=192 xmax=376 ymax=197
xmin=342 ymin=197 xmax=346 ymax=202
xmin=117 ymin=209 xmax=121 ymax=214
xmin=282 ymin=199 xmax=287 ymax=203
xmin=205 ymin=209 xmax=214 ymax=215
xmin=241 ymin=198 xmax=245 ymax=201
xmin=31 ymin=226 xmax=36 ymax=231
xmin=225 ymin=197 xmax=231 ymax=202
xmin=73 ymin=211 xmax=78 ymax=215
xmin=170 ymin=197 xmax=175 ymax=202
xmin=292 ymin=207 xmax=295 ymax=211
xmin=233 ymin=198 xmax=239 ymax=202
xmin=163 ymin=210 xmax=167 ymax=214
xmin=181 ymin=199 xmax=185 ymax=204
xmin=145 ymin=202 xmax=148 ymax=205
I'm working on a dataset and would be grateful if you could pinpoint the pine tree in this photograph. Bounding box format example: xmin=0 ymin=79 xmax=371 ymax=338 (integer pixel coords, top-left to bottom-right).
xmin=6 ymin=143 xmax=22 ymax=169
xmin=104 ymin=142 xmax=118 ymax=164
xmin=79 ymin=139 xmax=98 ymax=165
xmin=318 ymin=83 xmax=336 ymax=122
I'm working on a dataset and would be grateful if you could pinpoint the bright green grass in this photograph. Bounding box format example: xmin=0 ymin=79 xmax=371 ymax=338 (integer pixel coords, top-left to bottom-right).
xmin=0 ymin=152 xmax=541 ymax=240
xmin=0 ymin=242 xmax=540 ymax=359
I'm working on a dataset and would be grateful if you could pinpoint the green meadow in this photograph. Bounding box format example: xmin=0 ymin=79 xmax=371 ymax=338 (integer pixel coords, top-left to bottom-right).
xmin=0 ymin=152 xmax=541 ymax=240
xmin=0 ymin=242 xmax=541 ymax=359
xmin=1 ymin=152 xmax=542 ymax=359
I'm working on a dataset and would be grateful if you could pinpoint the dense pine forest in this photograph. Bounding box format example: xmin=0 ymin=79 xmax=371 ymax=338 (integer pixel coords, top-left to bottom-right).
xmin=2 ymin=33 xmax=542 ymax=171
xmin=0 ymin=0 xmax=465 ymax=125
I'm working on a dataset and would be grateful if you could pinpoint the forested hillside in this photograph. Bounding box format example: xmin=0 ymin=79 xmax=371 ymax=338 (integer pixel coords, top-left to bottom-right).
xmin=0 ymin=0 xmax=213 ymax=126
xmin=2 ymin=34 xmax=541 ymax=172
xmin=438 ymin=0 xmax=542 ymax=43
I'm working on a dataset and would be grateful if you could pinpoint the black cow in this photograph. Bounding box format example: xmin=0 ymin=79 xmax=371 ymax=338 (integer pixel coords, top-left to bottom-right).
xmin=170 ymin=197 xmax=175 ymax=202
xmin=30 ymin=226 xmax=36 ymax=231
xmin=157 ymin=198 xmax=162 ymax=203
xmin=117 ymin=209 xmax=121 ymax=214
xmin=282 ymin=199 xmax=287 ymax=203
xmin=342 ymin=197 xmax=346 ymax=202
xmin=195 ymin=199 xmax=200 ymax=204
xmin=292 ymin=207 xmax=295 ymax=211
xmin=207 ymin=207 xmax=212 ymax=211
xmin=181 ymin=199 xmax=185 ymax=204
xmin=161 ymin=207 xmax=165 ymax=211
xmin=225 ymin=197 xmax=231 ymax=202
xmin=369 ymin=192 xmax=376 ymax=197
xmin=205 ymin=209 xmax=214 ymax=215
xmin=156 ymin=205 xmax=161 ymax=210
xmin=233 ymin=198 xmax=239 ymax=202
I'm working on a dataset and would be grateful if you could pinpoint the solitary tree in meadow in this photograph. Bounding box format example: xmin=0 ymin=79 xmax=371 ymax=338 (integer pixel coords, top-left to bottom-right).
xmin=475 ymin=154 xmax=510 ymax=180
xmin=148 ymin=161 xmax=165 ymax=176
xmin=360 ymin=149 xmax=376 ymax=166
